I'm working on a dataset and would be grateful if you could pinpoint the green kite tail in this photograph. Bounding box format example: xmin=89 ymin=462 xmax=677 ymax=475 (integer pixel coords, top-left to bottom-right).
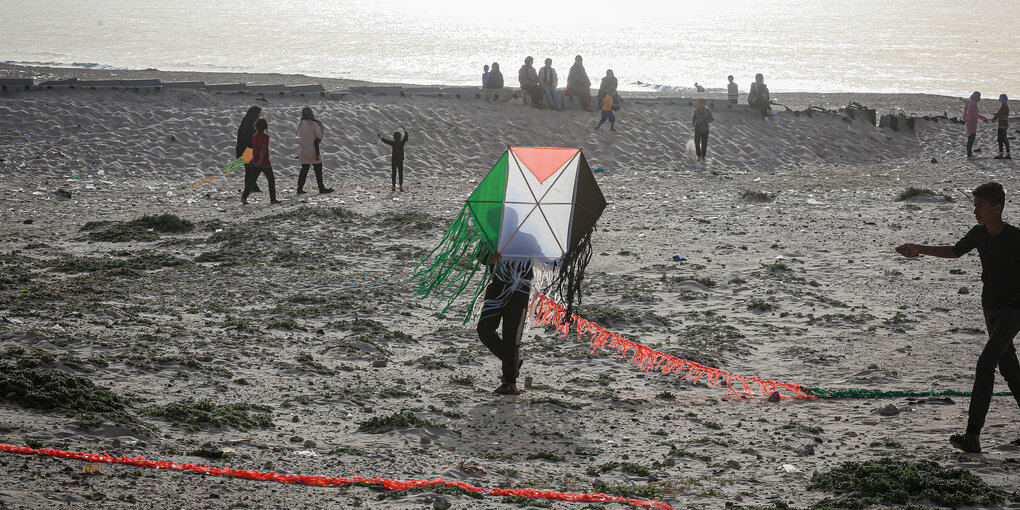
xmin=410 ymin=205 xmax=492 ymax=323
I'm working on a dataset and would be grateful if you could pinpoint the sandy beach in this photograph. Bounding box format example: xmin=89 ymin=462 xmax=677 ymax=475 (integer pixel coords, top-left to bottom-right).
xmin=1 ymin=65 xmax=1019 ymax=509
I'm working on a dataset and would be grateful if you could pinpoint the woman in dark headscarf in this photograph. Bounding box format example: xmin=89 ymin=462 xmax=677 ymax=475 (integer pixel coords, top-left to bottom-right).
xmin=236 ymin=106 xmax=263 ymax=193
xmin=597 ymin=70 xmax=617 ymax=111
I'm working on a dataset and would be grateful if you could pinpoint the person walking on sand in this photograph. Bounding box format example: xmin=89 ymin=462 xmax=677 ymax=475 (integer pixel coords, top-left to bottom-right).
xmin=594 ymin=88 xmax=616 ymax=131
xmin=241 ymin=118 xmax=280 ymax=205
xmin=296 ymin=107 xmax=334 ymax=195
xmin=538 ymin=58 xmax=561 ymax=110
xmin=749 ymin=73 xmax=774 ymax=121
xmin=597 ymin=69 xmax=618 ymax=112
xmin=991 ymin=94 xmax=1011 ymax=160
xmin=727 ymin=75 xmax=739 ymax=104
xmin=962 ymin=91 xmax=989 ymax=160
xmin=692 ymin=99 xmax=714 ymax=161
xmin=476 ymin=209 xmax=536 ymax=396
xmin=235 ymin=106 xmax=263 ymax=193
xmin=378 ymin=126 xmax=408 ymax=192
xmin=518 ymin=56 xmax=544 ymax=108
xmin=895 ymin=182 xmax=1020 ymax=454
xmin=567 ymin=55 xmax=592 ymax=112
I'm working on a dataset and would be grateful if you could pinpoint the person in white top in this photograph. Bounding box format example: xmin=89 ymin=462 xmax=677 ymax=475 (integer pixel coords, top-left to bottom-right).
xmin=296 ymin=107 xmax=333 ymax=194
xmin=538 ymin=58 xmax=561 ymax=110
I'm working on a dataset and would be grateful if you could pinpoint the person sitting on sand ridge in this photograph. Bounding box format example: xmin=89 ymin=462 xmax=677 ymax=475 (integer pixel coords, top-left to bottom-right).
xmin=518 ymin=56 xmax=545 ymax=108
xmin=567 ymin=55 xmax=592 ymax=112
xmin=895 ymin=181 xmax=1020 ymax=454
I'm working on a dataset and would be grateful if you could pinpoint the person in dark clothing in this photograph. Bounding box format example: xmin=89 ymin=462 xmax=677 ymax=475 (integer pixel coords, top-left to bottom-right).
xmin=486 ymin=62 xmax=504 ymax=89
xmin=692 ymin=99 xmax=714 ymax=161
xmin=476 ymin=208 xmax=539 ymax=395
xmin=896 ymin=182 xmax=1020 ymax=454
xmin=992 ymin=94 xmax=1011 ymax=160
xmin=236 ymin=106 xmax=263 ymax=192
xmin=748 ymin=73 xmax=773 ymax=121
xmin=241 ymin=118 xmax=281 ymax=205
xmin=567 ymin=55 xmax=592 ymax=111
xmin=518 ymin=56 xmax=545 ymax=108
xmin=377 ymin=126 xmax=408 ymax=191
xmin=597 ymin=69 xmax=618 ymax=111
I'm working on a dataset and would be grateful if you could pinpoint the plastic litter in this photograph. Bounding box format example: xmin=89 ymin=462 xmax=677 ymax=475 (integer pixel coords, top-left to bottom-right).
xmin=592 ymin=166 xmax=604 ymax=173
xmin=671 ymin=254 xmax=686 ymax=262
xmin=1 ymin=316 xmax=23 ymax=325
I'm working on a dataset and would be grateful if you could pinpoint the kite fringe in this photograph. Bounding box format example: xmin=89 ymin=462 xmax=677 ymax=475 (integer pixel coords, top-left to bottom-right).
xmin=530 ymin=293 xmax=813 ymax=399
xmin=529 ymin=293 xmax=1014 ymax=400
xmin=411 ymin=205 xmax=491 ymax=322
xmin=0 ymin=444 xmax=672 ymax=509
xmin=547 ymin=225 xmax=595 ymax=322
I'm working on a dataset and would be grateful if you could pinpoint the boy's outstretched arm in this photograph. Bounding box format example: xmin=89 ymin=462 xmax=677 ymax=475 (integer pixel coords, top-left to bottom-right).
xmin=895 ymin=244 xmax=958 ymax=258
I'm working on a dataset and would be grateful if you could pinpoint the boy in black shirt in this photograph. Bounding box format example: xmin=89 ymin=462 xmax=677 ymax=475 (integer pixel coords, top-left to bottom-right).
xmin=896 ymin=182 xmax=1020 ymax=453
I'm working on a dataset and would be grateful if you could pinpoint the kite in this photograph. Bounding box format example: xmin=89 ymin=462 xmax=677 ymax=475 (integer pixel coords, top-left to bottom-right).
xmin=413 ymin=146 xmax=606 ymax=321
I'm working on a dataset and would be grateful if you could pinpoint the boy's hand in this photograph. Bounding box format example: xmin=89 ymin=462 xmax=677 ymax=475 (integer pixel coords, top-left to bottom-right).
xmin=895 ymin=244 xmax=920 ymax=258
xmin=489 ymin=253 xmax=501 ymax=265
xmin=376 ymin=133 xmax=382 ymax=138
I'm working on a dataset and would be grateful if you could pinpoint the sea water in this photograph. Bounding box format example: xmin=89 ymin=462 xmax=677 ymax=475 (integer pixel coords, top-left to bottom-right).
xmin=1 ymin=0 xmax=1017 ymax=97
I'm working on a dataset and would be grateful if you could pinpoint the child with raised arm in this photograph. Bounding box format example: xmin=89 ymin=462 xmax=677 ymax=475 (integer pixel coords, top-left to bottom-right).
xmin=895 ymin=182 xmax=1020 ymax=453
xmin=377 ymin=126 xmax=408 ymax=192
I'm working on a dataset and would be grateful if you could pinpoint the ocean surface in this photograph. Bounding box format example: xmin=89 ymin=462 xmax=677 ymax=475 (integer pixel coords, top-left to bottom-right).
xmin=2 ymin=0 xmax=1017 ymax=97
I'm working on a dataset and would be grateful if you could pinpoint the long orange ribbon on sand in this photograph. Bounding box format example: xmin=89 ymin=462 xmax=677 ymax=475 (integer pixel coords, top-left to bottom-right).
xmin=530 ymin=293 xmax=811 ymax=399
xmin=0 ymin=444 xmax=672 ymax=509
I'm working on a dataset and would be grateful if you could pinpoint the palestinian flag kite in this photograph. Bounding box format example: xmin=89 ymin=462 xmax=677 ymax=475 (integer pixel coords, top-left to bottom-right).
xmin=413 ymin=146 xmax=606 ymax=321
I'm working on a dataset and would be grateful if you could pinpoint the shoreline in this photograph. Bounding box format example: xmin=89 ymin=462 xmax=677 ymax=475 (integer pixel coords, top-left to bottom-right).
xmin=0 ymin=63 xmax=980 ymax=118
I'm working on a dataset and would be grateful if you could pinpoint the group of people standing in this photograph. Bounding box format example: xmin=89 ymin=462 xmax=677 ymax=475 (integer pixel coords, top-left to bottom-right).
xmin=234 ymin=106 xmax=410 ymax=204
xmin=962 ymin=92 xmax=1011 ymax=160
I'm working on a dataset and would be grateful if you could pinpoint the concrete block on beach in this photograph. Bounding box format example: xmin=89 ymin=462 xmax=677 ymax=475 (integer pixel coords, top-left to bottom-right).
xmin=248 ymin=84 xmax=288 ymax=95
xmin=163 ymin=81 xmax=206 ymax=90
xmin=347 ymin=86 xmax=402 ymax=96
xmin=122 ymin=79 xmax=162 ymax=93
xmin=80 ymin=80 xmax=123 ymax=89
xmin=285 ymin=84 xmax=326 ymax=97
xmin=0 ymin=78 xmax=33 ymax=93
xmin=39 ymin=78 xmax=78 ymax=90
xmin=441 ymin=86 xmax=483 ymax=99
xmin=401 ymin=87 xmax=441 ymax=97
xmin=206 ymin=83 xmax=247 ymax=94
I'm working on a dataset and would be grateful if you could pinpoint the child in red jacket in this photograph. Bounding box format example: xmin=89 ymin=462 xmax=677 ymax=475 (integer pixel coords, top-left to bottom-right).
xmin=242 ymin=118 xmax=281 ymax=205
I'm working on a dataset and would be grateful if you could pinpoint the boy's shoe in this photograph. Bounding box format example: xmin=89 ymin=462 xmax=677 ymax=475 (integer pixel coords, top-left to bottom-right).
xmin=949 ymin=433 xmax=981 ymax=453
xmin=994 ymin=154 xmax=1004 ymax=159
xmin=1006 ymin=154 xmax=1013 ymax=160
xmin=968 ymin=155 xmax=978 ymax=161
xmin=241 ymin=198 xmax=248 ymax=205
xmin=494 ymin=383 xmax=520 ymax=395
xmin=318 ymin=188 xmax=334 ymax=194
xmin=768 ymin=109 xmax=777 ymax=115
xmin=296 ymin=189 xmax=308 ymax=195
xmin=270 ymin=200 xmax=283 ymax=205
xmin=764 ymin=117 xmax=770 ymax=122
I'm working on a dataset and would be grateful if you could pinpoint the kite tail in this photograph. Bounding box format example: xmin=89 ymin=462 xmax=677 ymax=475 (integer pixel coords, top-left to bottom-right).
xmin=547 ymin=224 xmax=596 ymax=321
xmin=410 ymin=205 xmax=490 ymax=322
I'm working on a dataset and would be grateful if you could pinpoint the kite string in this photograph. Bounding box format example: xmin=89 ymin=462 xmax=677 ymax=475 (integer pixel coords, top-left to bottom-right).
xmin=0 ymin=444 xmax=672 ymax=509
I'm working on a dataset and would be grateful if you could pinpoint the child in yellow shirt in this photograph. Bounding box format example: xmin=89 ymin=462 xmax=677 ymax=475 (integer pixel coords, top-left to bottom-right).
xmin=594 ymin=88 xmax=616 ymax=131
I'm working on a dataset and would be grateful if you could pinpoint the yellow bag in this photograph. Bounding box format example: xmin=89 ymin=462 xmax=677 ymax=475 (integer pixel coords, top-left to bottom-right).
xmin=242 ymin=148 xmax=253 ymax=163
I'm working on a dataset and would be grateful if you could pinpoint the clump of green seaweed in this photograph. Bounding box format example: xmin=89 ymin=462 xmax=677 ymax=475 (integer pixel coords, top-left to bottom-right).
xmin=357 ymin=411 xmax=444 ymax=433
xmin=145 ymin=398 xmax=273 ymax=431
xmin=0 ymin=365 xmax=139 ymax=429
xmin=808 ymin=458 xmax=1019 ymax=508
xmin=84 ymin=213 xmax=195 ymax=242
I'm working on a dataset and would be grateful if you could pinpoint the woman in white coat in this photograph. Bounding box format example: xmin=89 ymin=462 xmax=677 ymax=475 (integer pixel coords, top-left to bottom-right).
xmin=296 ymin=107 xmax=333 ymax=194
